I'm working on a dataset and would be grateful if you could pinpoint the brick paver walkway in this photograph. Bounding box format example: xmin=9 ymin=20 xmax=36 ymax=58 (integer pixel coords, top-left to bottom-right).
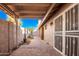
xmin=11 ymin=36 xmax=62 ymax=56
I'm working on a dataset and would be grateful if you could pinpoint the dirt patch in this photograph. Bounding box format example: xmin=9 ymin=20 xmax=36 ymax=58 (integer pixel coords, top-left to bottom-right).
xmin=26 ymin=38 xmax=33 ymax=45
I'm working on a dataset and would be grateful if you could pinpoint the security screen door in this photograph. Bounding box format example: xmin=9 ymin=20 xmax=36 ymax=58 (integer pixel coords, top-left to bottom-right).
xmin=54 ymin=4 xmax=79 ymax=56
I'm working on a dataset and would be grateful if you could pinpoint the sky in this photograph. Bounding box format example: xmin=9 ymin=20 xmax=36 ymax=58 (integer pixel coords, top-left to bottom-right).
xmin=0 ymin=10 xmax=8 ymax=21
xmin=20 ymin=18 xmax=38 ymax=29
xmin=0 ymin=10 xmax=38 ymax=29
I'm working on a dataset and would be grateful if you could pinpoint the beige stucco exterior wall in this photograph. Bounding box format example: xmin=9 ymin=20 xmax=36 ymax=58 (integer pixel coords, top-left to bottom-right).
xmin=43 ymin=19 xmax=54 ymax=47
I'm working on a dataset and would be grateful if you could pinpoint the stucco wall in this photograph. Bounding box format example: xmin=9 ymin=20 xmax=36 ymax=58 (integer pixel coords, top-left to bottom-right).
xmin=43 ymin=19 xmax=54 ymax=46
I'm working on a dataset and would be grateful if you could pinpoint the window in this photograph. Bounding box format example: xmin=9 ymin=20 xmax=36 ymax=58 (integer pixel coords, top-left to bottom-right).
xmin=55 ymin=16 xmax=63 ymax=52
xmin=65 ymin=37 xmax=78 ymax=56
xmin=65 ymin=5 xmax=78 ymax=31
xmin=65 ymin=5 xmax=79 ymax=56
xmin=55 ymin=16 xmax=62 ymax=31
xmin=55 ymin=36 xmax=62 ymax=52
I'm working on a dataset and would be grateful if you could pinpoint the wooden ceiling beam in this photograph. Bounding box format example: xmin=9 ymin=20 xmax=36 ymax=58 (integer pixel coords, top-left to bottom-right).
xmin=42 ymin=4 xmax=55 ymax=22
xmin=15 ymin=10 xmax=46 ymax=14
xmin=19 ymin=13 xmax=45 ymax=17
xmin=7 ymin=5 xmax=16 ymax=11
xmin=9 ymin=3 xmax=51 ymax=7
xmin=20 ymin=15 xmax=44 ymax=17
xmin=14 ymin=7 xmax=49 ymax=11
xmin=38 ymin=3 xmax=56 ymax=28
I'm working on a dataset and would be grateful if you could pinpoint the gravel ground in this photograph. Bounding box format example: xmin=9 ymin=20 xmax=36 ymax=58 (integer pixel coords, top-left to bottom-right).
xmin=10 ymin=36 xmax=62 ymax=56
